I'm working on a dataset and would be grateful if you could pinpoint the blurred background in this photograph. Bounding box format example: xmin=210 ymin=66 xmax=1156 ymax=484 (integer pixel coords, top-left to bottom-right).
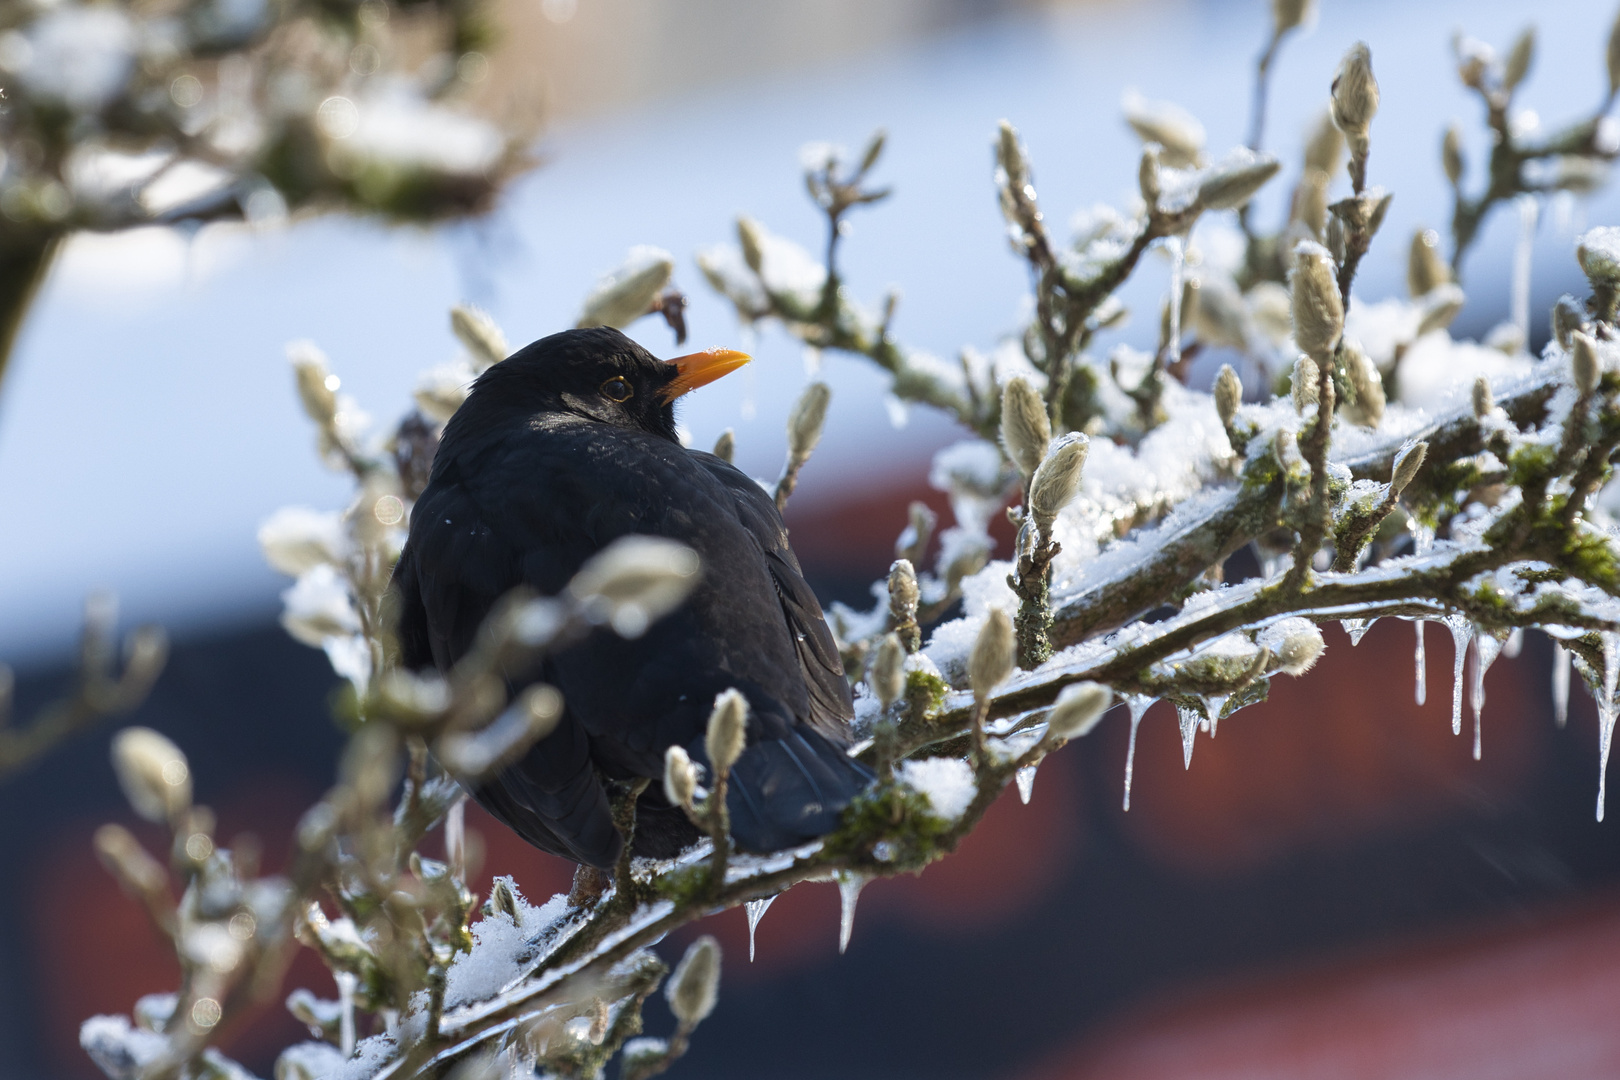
xmin=4 ymin=0 xmax=1620 ymax=1076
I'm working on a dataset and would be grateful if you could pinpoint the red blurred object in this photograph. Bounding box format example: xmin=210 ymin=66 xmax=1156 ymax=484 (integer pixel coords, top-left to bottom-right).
xmin=1023 ymin=892 xmax=1620 ymax=1080
xmin=1105 ymin=619 xmax=1541 ymax=874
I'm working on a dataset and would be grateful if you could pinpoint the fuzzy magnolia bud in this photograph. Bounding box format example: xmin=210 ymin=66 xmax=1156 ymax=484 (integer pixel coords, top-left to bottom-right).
xmin=704 ymin=689 xmax=748 ymax=776
xmin=1121 ymin=91 xmax=1205 ymax=169
xmin=490 ymin=876 xmax=520 ymax=920
xmin=664 ymin=745 xmax=698 ymax=808
xmin=451 ymin=305 xmax=508 ymax=370
xmin=870 ymin=633 xmax=906 ymax=709
xmin=1502 ymin=27 xmax=1534 ymax=93
xmin=712 ymin=429 xmax=736 ymax=464
xmin=1552 ymin=296 xmax=1586 ymax=351
xmin=999 ymin=377 xmax=1051 ymax=480
xmin=787 ymin=382 xmax=831 ymax=462
xmin=1441 ymin=125 xmax=1465 ymax=188
xmin=1214 ymin=364 xmax=1243 ymax=429
xmin=1274 ymin=624 xmax=1325 ymax=674
xmin=1271 ymin=0 xmax=1314 ymax=36
xmin=1577 ymin=226 xmax=1620 ymax=288
xmin=1390 ymin=440 xmax=1428 ymax=496
xmin=1291 ymin=356 xmax=1320 ymax=414
xmin=1344 ymin=341 xmax=1385 ymax=428
xmin=1029 ymin=433 xmax=1089 ymax=534
xmin=1303 ymin=111 xmax=1344 ymax=176
xmin=1573 ymin=331 xmax=1603 ymax=395
xmin=1047 ymin=682 xmax=1113 ymax=740
xmin=568 ymin=536 xmax=701 ymax=639
xmin=288 ymin=342 xmax=338 ymax=426
xmin=1290 ymin=242 xmax=1344 ymax=362
xmin=94 ymin=824 xmax=170 ymax=897
xmin=888 ymin=559 xmax=919 ymax=624
xmin=667 ymin=935 xmax=721 ymax=1026
xmin=1137 ymin=145 xmax=1162 ymax=207
xmin=111 ymin=727 xmax=191 ymax=824
xmin=1330 ymin=43 xmax=1379 ymax=137
xmin=577 ymin=248 xmax=674 ymax=330
xmin=1472 ymin=376 xmax=1494 ymax=418
xmin=970 ymin=609 xmax=1016 ymax=703
xmin=1407 ymin=229 xmax=1449 ymax=298
xmin=736 ymin=216 xmax=766 ymax=275
xmin=1196 ymin=152 xmax=1281 ymax=211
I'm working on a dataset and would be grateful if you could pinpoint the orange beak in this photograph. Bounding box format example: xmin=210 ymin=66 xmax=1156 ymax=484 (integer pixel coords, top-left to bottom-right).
xmin=660 ymin=348 xmax=751 ymax=403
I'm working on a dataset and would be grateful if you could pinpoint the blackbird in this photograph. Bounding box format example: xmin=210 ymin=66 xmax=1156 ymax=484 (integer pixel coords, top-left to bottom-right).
xmin=391 ymin=326 xmax=872 ymax=868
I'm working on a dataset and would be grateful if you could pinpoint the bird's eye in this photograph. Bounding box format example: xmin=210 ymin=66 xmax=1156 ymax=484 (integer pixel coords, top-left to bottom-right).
xmin=600 ymin=376 xmax=634 ymax=403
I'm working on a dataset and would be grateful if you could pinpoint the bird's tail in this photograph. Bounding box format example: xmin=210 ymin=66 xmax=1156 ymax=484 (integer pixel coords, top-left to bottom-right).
xmin=720 ymin=726 xmax=873 ymax=853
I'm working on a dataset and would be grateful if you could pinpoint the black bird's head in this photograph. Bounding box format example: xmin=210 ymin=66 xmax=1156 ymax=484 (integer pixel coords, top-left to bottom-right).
xmin=467 ymin=326 xmax=750 ymax=442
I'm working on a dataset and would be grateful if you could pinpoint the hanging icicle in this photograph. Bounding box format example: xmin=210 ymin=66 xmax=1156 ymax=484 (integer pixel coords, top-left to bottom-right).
xmin=1015 ymin=764 xmax=1037 ymax=805
xmin=1553 ymin=642 xmax=1570 ymax=728
xmin=836 ymin=874 xmax=866 ymax=954
xmin=1123 ymin=695 xmax=1153 ymax=811
xmin=1414 ymin=619 xmax=1428 ymax=706
xmin=746 ymin=895 xmax=777 ymax=962
xmin=1445 ymin=615 xmax=1471 ymax=737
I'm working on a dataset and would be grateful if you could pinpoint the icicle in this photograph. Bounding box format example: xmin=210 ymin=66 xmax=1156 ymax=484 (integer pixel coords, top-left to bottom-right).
xmin=1511 ymin=194 xmax=1539 ymax=340
xmin=1445 ymin=615 xmax=1471 ymax=736
xmin=1015 ymin=764 xmax=1037 ymax=804
xmin=1503 ymin=627 xmax=1523 ymax=659
xmin=836 ymin=874 xmax=865 ymax=954
xmin=1204 ymin=694 xmax=1230 ymax=738
xmin=445 ymin=795 xmax=467 ymax=881
xmin=1553 ymin=642 xmax=1570 ymax=728
xmin=1600 ymin=634 xmax=1619 ymax=822
xmin=1122 ymin=695 xmax=1152 ymax=811
xmin=334 ymin=970 xmax=357 ymax=1057
xmin=1414 ymin=620 xmax=1428 ymax=706
xmin=1341 ymin=618 xmax=1373 ymax=646
xmin=1175 ymin=702 xmax=1201 ymax=769
xmin=746 ymin=896 xmax=776 ymax=962
xmin=1165 ymin=235 xmax=1185 ymax=368
xmin=1470 ymin=632 xmax=1505 ymax=761
xmin=1409 ymin=519 xmax=1435 ymax=556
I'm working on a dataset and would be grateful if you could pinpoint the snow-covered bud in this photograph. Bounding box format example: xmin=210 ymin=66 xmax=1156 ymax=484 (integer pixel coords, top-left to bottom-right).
xmin=1274 ymin=623 xmax=1325 ymax=674
xmin=1214 ymin=364 xmax=1243 ymax=429
xmin=1441 ymin=125 xmax=1464 ymax=188
xmin=1121 ymin=91 xmax=1205 ymax=169
xmin=870 ymin=633 xmax=906 ymax=709
xmin=999 ymin=376 xmax=1051 ymax=480
xmin=1344 ymin=341 xmax=1385 ymax=428
xmin=450 ymin=305 xmax=508 ymax=370
xmin=1609 ymin=9 xmax=1620 ymax=98
xmin=970 ymin=609 xmax=1016 ymax=703
xmin=888 ymin=559 xmax=919 ymax=624
xmin=1416 ymin=284 xmax=1467 ymax=337
xmin=704 ymin=689 xmax=748 ymax=776
xmin=258 ymin=507 xmax=346 ymax=577
xmin=111 ymin=727 xmax=191 ymax=824
xmin=1553 ymin=296 xmax=1587 ymax=351
xmin=1330 ymin=43 xmax=1379 ymax=137
xmin=1029 ymin=433 xmax=1089 ymax=534
xmin=1502 ymin=27 xmax=1534 ymax=93
xmin=288 ymin=342 xmax=338 ymax=426
xmin=1303 ymin=111 xmax=1344 ymax=176
xmin=1196 ymin=152 xmax=1281 ymax=211
xmin=1472 ymin=376 xmax=1494 ymax=418
xmin=1290 ymin=242 xmax=1343 ymax=363
xmin=490 ymin=876 xmax=520 ymax=920
xmin=1291 ymin=356 xmax=1320 ymax=414
xmin=712 ymin=429 xmax=735 ymax=464
xmin=1046 ymin=682 xmax=1113 ymax=740
xmin=1137 ymin=144 xmax=1161 ymax=207
xmin=1577 ymin=226 xmax=1620 ymax=289
xmin=1573 ymin=331 xmax=1602 ymax=395
xmin=1390 ymin=442 xmax=1427 ymax=499
xmin=577 ymin=248 xmax=674 ymax=331
xmin=736 ymin=216 xmax=767 ymax=275
xmin=667 ymin=935 xmax=721 ymax=1026
xmin=664 ymin=745 xmax=697 ymax=808
xmin=1272 ymin=0 xmax=1314 ymax=37
xmin=568 ymin=536 xmax=701 ymax=639
xmin=435 ymin=685 xmax=563 ymax=780
xmin=1275 ymin=428 xmax=1309 ymax=480
xmin=787 ymin=382 xmax=831 ymax=462
xmin=1407 ymin=229 xmax=1449 ymax=298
